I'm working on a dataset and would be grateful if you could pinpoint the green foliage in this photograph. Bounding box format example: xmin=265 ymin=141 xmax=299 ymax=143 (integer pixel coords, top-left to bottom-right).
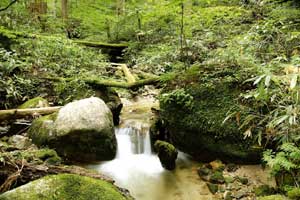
xmin=159 ymin=89 xmax=194 ymax=111
xmin=263 ymin=143 xmax=300 ymax=187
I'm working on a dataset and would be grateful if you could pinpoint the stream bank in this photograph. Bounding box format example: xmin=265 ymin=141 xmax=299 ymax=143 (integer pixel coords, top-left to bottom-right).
xmin=84 ymin=96 xmax=276 ymax=200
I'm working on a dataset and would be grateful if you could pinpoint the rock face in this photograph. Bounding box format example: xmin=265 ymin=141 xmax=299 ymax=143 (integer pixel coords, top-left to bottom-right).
xmin=154 ymin=140 xmax=178 ymax=170
xmin=159 ymin=65 xmax=262 ymax=164
xmin=28 ymin=97 xmax=117 ymax=161
xmin=0 ymin=174 xmax=131 ymax=200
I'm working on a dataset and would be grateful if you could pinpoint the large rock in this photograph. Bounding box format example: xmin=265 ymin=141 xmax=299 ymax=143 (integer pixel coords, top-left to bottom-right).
xmin=0 ymin=174 xmax=131 ymax=200
xmin=154 ymin=140 xmax=178 ymax=170
xmin=28 ymin=97 xmax=117 ymax=161
xmin=159 ymin=65 xmax=262 ymax=164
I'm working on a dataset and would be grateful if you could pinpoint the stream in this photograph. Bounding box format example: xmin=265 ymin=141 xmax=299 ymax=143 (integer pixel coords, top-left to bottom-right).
xmin=85 ymin=97 xmax=213 ymax=200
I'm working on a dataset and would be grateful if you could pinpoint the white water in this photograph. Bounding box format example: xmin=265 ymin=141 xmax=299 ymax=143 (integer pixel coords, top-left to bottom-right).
xmin=85 ymin=98 xmax=213 ymax=200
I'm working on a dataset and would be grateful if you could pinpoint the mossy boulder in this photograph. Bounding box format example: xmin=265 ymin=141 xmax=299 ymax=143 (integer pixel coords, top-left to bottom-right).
xmin=18 ymin=97 xmax=49 ymax=109
xmin=287 ymin=188 xmax=300 ymax=200
xmin=154 ymin=140 xmax=178 ymax=170
xmin=28 ymin=97 xmax=117 ymax=162
xmin=0 ymin=174 xmax=132 ymax=200
xmin=95 ymin=87 xmax=123 ymax=125
xmin=159 ymin=65 xmax=262 ymax=163
xmin=258 ymin=195 xmax=287 ymax=200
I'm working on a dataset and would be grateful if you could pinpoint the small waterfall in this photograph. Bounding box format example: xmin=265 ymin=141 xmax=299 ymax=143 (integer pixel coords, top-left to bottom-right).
xmin=116 ymin=122 xmax=152 ymax=157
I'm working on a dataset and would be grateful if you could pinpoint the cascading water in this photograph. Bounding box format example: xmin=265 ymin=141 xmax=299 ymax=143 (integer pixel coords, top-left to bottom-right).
xmin=85 ymin=98 xmax=213 ymax=200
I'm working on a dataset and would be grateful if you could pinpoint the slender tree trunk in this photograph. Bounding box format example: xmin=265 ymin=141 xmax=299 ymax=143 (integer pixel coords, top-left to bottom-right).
xmin=61 ymin=0 xmax=68 ymax=20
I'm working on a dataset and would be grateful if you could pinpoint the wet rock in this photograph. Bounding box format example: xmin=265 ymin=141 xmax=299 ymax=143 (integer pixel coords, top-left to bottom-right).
xmin=28 ymin=97 xmax=117 ymax=162
xmin=237 ymin=176 xmax=248 ymax=185
xmin=209 ymin=171 xmax=225 ymax=184
xmin=254 ymin=185 xmax=276 ymax=196
xmin=0 ymin=174 xmax=131 ymax=200
xmin=224 ymin=191 xmax=232 ymax=200
xmin=154 ymin=140 xmax=178 ymax=170
xmin=207 ymin=183 xmax=218 ymax=194
xmin=224 ymin=176 xmax=235 ymax=184
xmin=226 ymin=163 xmax=238 ymax=172
xmin=209 ymin=160 xmax=225 ymax=171
xmin=8 ymin=135 xmax=32 ymax=150
xmin=197 ymin=165 xmax=212 ymax=181
xmin=95 ymin=87 xmax=123 ymax=125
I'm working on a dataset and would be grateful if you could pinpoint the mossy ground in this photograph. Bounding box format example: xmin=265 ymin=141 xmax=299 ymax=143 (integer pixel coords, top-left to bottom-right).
xmin=0 ymin=174 xmax=131 ymax=200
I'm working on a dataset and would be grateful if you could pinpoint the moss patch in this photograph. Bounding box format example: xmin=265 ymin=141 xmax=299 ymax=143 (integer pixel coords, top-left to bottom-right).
xmin=18 ymin=97 xmax=49 ymax=109
xmin=0 ymin=174 xmax=131 ymax=200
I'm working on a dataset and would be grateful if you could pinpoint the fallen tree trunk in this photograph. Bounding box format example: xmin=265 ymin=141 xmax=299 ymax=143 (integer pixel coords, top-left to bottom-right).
xmin=45 ymin=77 xmax=160 ymax=89
xmin=74 ymin=40 xmax=128 ymax=49
xmin=0 ymin=107 xmax=61 ymax=122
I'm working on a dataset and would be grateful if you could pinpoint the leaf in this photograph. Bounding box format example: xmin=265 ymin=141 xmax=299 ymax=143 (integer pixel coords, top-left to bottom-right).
xmin=290 ymin=74 xmax=298 ymax=89
xmin=274 ymin=115 xmax=289 ymax=126
xmin=222 ymin=111 xmax=237 ymax=124
xmin=254 ymin=75 xmax=266 ymax=85
xmin=265 ymin=75 xmax=271 ymax=87
xmin=243 ymin=128 xmax=252 ymax=139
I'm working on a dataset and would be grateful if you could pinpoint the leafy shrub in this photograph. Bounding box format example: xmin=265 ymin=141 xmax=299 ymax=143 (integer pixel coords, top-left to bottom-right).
xmin=159 ymin=89 xmax=194 ymax=111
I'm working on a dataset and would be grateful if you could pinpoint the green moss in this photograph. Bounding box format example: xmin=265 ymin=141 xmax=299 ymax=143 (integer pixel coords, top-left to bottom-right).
xmin=287 ymin=188 xmax=300 ymax=199
xmin=0 ymin=174 xmax=131 ymax=200
xmin=209 ymin=171 xmax=225 ymax=184
xmin=27 ymin=113 xmax=57 ymax=146
xmin=154 ymin=140 xmax=178 ymax=170
xmin=207 ymin=183 xmax=218 ymax=194
xmin=18 ymin=97 xmax=49 ymax=109
xmin=254 ymin=185 xmax=276 ymax=197
xmin=224 ymin=176 xmax=235 ymax=184
xmin=35 ymin=148 xmax=61 ymax=165
xmin=258 ymin=195 xmax=286 ymax=200
xmin=159 ymin=64 xmax=262 ymax=163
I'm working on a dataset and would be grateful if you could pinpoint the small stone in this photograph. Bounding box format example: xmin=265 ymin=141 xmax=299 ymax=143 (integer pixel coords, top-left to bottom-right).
xmin=207 ymin=183 xmax=218 ymax=194
xmin=197 ymin=165 xmax=212 ymax=181
xmin=209 ymin=160 xmax=225 ymax=171
xmin=209 ymin=171 xmax=225 ymax=184
xmin=224 ymin=176 xmax=235 ymax=184
xmin=234 ymin=189 xmax=248 ymax=199
xmin=237 ymin=176 xmax=248 ymax=185
xmin=224 ymin=191 xmax=232 ymax=200
xmin=227 ymin=163 xmax=238 ymax=172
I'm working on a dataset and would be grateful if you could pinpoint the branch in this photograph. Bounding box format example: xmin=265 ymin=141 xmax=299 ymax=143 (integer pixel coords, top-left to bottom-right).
xmin=0 ymin=0 xmax=18 ymax=12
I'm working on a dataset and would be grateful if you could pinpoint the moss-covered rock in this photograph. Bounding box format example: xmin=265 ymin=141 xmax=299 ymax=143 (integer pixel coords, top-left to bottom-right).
xmin=254 ymin=185 xmax=276 ymax=197
xmin=159 ymin=65 xmax=262 ymax=163
xmin=154 ymin=140 xmax=178 ymax=170
xmin=28 ymin=97 xmax=117 ymax=162
xmin=207 ymin=183 xmax=219 ymax=194
xmin=287 ymin=188 xmax=300 ymax=200
xmin=18 ymin=97 xmax=49 ymax=109
xmin=0 ymin=174 xmax=132 ymax=200
xmin=95 ymin=87 xmax=123 ymax=125
xmin=258 ymin=195 xmax=287 ymax=200
xmin=209 ymin=171 xmax=225 ymax=184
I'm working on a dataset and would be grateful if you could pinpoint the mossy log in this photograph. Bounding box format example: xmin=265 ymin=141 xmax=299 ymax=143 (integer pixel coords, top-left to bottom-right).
xmin=45 ymin=77 xmax=160 ymax=89
xmin=0 ymin=107 xmax=61 ymax=122
xmin=74 ymin=40 xmax=128 ymax=49
xmin=110 ymin=63 xmax=136 ymax=83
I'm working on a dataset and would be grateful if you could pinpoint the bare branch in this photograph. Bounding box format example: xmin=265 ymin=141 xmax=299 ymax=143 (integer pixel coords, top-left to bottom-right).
xmin=0 ymin=0 xmax=18 ymax=12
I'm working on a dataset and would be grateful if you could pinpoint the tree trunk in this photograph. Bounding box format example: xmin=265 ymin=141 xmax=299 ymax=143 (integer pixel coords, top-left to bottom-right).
xmin=0 ymin=107 xmax=61 ymax=122
xmin=61 ymin=0 xmax=68 ymax=20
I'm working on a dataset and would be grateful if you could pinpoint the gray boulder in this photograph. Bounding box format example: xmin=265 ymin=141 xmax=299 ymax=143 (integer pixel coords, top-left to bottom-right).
xmin=28 ymin=97 xmax=117 ymax=161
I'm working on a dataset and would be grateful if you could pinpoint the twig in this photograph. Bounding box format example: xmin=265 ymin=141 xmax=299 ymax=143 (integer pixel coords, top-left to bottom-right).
xmin=0 ymin=0 xmax=18 ymax=12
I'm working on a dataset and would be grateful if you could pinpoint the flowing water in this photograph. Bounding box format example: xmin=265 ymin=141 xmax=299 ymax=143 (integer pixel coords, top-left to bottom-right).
xmin=85 ymin=97 xmax=213 ymax=200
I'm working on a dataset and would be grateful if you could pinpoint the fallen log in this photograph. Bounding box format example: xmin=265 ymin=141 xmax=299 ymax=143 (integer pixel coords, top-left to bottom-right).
xmin=45 ymin=77 xmax=160 ymax=89
xmin=0 ymin=107 xmax=61 ymax=122
xmin=74 ymin=40 xmax=128 ymax=49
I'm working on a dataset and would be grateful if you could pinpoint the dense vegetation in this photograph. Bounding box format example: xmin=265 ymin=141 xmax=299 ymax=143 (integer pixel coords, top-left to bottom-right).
xmin=1 ymin=0 xmax=300 ymax=199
